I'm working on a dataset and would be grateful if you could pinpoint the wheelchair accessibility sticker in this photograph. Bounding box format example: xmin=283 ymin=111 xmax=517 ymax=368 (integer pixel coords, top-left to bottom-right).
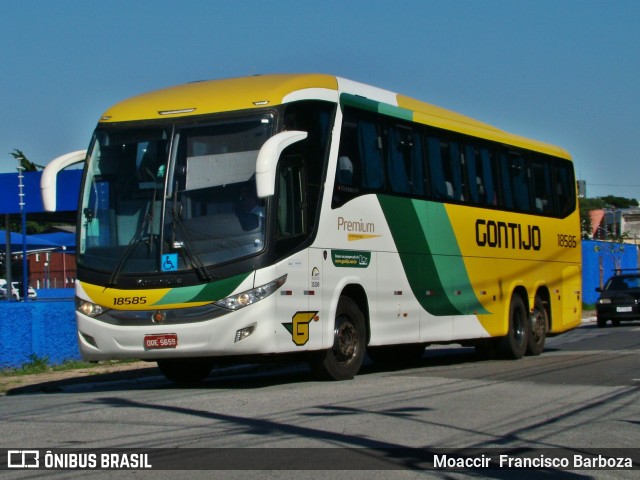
xmin=161 ymin=253 xmax=178 ymax=272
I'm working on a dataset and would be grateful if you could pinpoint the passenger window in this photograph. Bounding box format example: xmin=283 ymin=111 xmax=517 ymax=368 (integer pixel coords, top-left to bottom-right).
xmin=462 ymin=143 xmax=499 ymax=207
xmin=531 ymin=156 xmax=554 ymax=214
xmin=555 ymin=159 xmax=576 ymax=217
xmin=500 ymin=150 xmax=531 ymax=211
xmin=428 ymin=136 xmax=463 ymax=201
xmin=386 ymin=124 xmax=425 ymax=195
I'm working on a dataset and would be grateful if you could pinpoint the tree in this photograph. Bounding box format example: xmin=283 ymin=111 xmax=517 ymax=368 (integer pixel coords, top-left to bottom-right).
xmin=599 ymin=195 xmax=639 ymax=209
xmin=9 ymin=149 xmax=44 ymax=172
xmin=579 ymin=198 xmax=604 ymax=239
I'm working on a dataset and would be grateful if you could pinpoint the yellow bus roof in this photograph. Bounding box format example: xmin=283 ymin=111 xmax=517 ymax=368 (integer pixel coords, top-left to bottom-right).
xmin=99 ymin=73 xmax=570 ymax=159
xmin=100 ymin=74 xmax=338 ymax=122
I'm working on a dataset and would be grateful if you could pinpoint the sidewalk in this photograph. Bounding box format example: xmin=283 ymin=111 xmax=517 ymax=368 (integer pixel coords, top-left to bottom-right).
xmin=0 ymin=361 xmax=157 ymax=395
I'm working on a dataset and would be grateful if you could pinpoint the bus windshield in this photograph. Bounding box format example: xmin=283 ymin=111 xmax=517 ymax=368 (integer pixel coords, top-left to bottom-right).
xmin=79 ymin=114 xmax=274 ymax=278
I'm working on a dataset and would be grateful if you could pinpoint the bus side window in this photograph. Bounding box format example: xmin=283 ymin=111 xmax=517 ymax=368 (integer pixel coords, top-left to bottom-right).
xmin=333 ymin=110 xmax=384 ymax=206
xmin=358 ymin=120 xmax=384 ymax=190
xmin=499 ymin=150 xmax=531 ymax=211
xmin=276 ymin=156 xmax=307 ymax=245
xmin=531 ymin=155 xmax=554 ymax=214
xmin=466 ymin=145 xmax=497 ymax=206
xmin=410 ymin=132 xmax=426 ymax=196
xmin=556 ymin=159 xmax=576 ymax=217
xmin=386 ymin=125 xmax=411 ymax=194
xmin=465 ymin=145 xmax=480 ymax=204
xmin=428 ymin=136 xmax=463 ymax=202
xmin=427 ymin=136 xmax=447 ymax=199
xmin=333 ymin=115 xmax=360 ymax=207
xmin=510 ymin=153 xmax=531 ymax=211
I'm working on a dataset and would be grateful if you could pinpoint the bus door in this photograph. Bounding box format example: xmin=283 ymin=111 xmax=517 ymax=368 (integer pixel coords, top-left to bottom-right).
xmin=273 ymin=157 xmax=323 ymax=352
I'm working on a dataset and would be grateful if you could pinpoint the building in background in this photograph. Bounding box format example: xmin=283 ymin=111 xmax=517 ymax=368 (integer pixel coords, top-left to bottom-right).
xmin=589 ymin=208 xmax=640 ymax=244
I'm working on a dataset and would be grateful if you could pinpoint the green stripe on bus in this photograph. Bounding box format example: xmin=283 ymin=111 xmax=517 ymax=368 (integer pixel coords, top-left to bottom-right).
xmin=156 ymin=272 xmax=251 ymax=305
xmin=340 ymin=93 xmax=413 ymax=122
xmin=378 ymin=195 xmax=487 ymax=316
xmin=413 ymin=200 xmax=488 ymax=315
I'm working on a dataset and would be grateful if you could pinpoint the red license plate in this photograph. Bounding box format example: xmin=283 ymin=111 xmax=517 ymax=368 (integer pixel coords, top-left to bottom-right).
xmin=144 ymin=333 xmax=178 ymax=350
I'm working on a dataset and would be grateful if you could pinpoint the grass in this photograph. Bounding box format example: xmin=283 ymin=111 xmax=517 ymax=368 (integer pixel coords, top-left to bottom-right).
xmin=0 ymin=354 xmax=135 ymax=377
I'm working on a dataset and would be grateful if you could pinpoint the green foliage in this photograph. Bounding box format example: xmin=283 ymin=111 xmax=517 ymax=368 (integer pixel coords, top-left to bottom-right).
xmin=9 ymin=149 xmax=44 ymax=172
xmin=15 ymin=353 xmax=51 ymax=375
xmin=599 ymin=195 xmax=639 ymax=209
xmin=0 ymin=358 xmax=136 ymax=377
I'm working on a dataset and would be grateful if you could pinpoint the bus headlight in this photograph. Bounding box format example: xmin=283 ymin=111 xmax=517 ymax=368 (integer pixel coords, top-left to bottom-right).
xmin=597 ymin=298 xmax=611 ymax=304
xmin=215 ymin=275 xmax=287 ymax=311
xmin=76 ymin=298 xmax=108 ymax=317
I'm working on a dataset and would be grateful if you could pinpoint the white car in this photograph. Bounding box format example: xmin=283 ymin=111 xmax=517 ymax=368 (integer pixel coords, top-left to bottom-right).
xmin=0 ymin=280 xmax=37 ymax=300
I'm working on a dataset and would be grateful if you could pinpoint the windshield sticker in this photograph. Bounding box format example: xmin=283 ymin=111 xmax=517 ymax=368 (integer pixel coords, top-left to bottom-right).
xmin=161 ymin=253 xmax=178 ymax=272
xmin=331 ymin=250 xmax=371 ymax=268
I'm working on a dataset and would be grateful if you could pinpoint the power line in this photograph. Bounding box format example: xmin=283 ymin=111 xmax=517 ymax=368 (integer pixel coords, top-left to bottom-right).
xmin=588 ymin=183 xmax=640 ymax=187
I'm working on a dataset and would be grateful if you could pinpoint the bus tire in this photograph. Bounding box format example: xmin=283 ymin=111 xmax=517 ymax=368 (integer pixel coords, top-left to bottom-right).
xmin=498 ymin=294 xmax=528 ymax=359
xmin=526 ymin=298 xmax=548 ymax=356
xmin=157 ymin=358 xmax=214 ymax=385
xmin=309 ymin=296 xmax=366 ymax=380
xmin=597 ymin=317 xmax=608 ymax=328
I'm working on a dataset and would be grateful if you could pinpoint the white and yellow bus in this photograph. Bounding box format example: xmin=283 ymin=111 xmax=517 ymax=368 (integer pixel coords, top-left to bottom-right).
xmin=42 ymin=74 xmax=582 ymax=383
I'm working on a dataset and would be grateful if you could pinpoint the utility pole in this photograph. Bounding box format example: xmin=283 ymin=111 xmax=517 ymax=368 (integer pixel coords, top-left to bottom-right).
xmin=17 ymin=167 xmax=28 ymax=301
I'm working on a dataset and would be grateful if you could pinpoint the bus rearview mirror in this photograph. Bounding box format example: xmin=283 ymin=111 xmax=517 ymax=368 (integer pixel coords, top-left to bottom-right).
xmin=40 ymin=150 xmax=87 ymax=211
xmin=255 ymin=130 xmax=307 ymax=198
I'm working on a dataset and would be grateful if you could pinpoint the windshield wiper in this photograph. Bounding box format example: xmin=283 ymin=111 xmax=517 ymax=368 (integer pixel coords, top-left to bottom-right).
xmin=107 ymin=185 xmax=159 ymax=287
xmin=107 ymin=208 xmax=154 ymax=287
xmin=170 ymin=191 xmax=213 ymax=282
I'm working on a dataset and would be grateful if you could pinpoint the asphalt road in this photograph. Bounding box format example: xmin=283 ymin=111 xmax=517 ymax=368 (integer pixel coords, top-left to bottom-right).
xmin=1 ymin=317 xmax=639 ymax=479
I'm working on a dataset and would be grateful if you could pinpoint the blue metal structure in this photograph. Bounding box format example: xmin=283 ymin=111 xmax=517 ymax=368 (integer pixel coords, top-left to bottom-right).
xmin=582 ymin=239 xmax=639 ymax=305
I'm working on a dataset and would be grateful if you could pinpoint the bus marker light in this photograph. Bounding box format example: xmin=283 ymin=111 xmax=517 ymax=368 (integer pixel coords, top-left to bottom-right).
xmin=158 ymin=108 xmax=196 ymax=115
xmin=235 ymin=325 xmax=255 ymax=343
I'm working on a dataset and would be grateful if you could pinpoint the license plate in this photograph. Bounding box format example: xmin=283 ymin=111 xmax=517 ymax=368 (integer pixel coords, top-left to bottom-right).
xmin=616 ymin=306 xmax=633 ymax=313
xmin=144 ymin=333 xmax=178 ymax=350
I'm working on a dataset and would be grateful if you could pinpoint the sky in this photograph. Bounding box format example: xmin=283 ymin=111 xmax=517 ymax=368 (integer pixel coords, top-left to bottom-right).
xmin=2 ymin=0 xmax=639 ymax=200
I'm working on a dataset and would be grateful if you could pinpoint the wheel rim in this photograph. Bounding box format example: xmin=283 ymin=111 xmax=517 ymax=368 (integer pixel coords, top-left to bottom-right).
xmin=333 ymin=315 xmax=358 ymax=364
xmin=530 ymin=309 xmax=546 ymax=342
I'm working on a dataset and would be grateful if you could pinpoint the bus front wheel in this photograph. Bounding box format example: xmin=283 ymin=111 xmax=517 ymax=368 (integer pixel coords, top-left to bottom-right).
xmin=498 ymin=294 xmax=528 ymax=359
xmin=309 ymin=296 xmax=366 ymax=380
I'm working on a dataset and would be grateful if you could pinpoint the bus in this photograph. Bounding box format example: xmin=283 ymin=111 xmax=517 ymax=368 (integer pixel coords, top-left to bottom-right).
xmin=41 ymin=74 xmax=582 ymax=384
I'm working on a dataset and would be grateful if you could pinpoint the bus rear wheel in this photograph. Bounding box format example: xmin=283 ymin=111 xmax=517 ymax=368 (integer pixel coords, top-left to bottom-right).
xmin=498 ymin=294 xmax=528 ymax=359
xmin=527 ymin=298 xmax=548 ymax=356
xmin=157 ymin=358 xmax=214 ymax=385
xmin=309 ymin=296 xmax=366 ymax=380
